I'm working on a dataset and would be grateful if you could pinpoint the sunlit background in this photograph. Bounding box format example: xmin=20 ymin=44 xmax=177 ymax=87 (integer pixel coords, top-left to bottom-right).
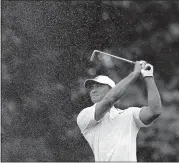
xmin=2 ymin=1 xmax=179 ymax=162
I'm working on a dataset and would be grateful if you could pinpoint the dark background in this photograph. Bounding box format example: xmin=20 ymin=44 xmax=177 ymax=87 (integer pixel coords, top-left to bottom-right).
xmin=2 ymin=1 xmax=179 ymax=162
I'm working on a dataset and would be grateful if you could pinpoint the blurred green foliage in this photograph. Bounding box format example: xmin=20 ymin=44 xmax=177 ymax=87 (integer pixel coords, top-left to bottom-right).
xmin=2 ymin=1 xmax=179 ymax=162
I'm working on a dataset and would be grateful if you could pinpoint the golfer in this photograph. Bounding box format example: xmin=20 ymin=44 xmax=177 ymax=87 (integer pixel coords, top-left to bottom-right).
xmin=77 ymin=61 xmax=162 ymax=161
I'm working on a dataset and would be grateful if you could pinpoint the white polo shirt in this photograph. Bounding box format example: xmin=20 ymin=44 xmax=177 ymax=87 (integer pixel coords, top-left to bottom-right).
xmin=77 ymin=104 xmax=149 ymax=161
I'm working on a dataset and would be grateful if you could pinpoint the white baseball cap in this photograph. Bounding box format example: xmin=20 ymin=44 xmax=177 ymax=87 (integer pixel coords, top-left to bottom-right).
xmin=84 ymin=75 xmax=115 ymax=88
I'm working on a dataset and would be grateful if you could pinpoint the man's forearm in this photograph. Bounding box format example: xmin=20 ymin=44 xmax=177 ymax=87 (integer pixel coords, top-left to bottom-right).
xmin=144 ymin=77 xmax=162 ymax=114
xmin=104 ymin=71 xmax=140 ymax=104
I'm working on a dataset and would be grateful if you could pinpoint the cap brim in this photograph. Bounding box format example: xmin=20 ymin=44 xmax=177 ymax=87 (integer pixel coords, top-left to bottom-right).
xmin=84 ymin=79 xmax=108 ymax=88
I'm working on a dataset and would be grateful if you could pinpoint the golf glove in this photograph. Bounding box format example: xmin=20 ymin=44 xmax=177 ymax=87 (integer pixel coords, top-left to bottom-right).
xmin=141 ymin=63 xmax=154 ymax=77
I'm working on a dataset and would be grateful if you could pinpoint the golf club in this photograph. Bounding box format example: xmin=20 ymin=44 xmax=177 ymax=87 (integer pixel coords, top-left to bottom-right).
xmin=90 ymin=50 xmax=151 ymax=70
xmin=90 ymin=50 xmax=135 ymax=64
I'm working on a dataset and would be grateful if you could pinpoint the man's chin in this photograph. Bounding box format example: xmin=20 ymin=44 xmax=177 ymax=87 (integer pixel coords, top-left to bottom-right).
xmin=92 ymin=100 xmax=99 ymax=104
xmin=91 ymin=98 xmax=101 ymax=104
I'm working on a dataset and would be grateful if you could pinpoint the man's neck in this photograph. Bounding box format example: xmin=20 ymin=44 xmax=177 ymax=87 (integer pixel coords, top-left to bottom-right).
xmin=107 ymin=105 xmax=115 ymax=113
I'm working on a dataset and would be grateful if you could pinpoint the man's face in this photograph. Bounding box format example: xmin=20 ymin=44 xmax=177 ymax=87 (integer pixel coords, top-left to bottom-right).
xmin=88 ymin=82 xmax=111 ymax=103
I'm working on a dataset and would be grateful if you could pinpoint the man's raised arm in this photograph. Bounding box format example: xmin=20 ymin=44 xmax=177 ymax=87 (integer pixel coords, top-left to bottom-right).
xmin=139 ymin=63 xmax=162 ymax=125
xmin=95 ymin=61 xmax=142 ymax=121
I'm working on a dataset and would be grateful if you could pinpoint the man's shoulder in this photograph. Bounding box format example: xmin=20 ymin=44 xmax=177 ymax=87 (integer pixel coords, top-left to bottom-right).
xmin=76 ymin=104 xmax=98 ymax=132
xmin=77 ymin=104 xmax=96 ymax=119
xmin=79 ymin=104 xmax=96 ymax=113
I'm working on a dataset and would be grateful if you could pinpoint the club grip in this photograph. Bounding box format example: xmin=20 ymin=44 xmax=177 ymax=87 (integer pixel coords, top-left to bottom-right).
xmin=134 ymin=61 xmax=152 ymax=70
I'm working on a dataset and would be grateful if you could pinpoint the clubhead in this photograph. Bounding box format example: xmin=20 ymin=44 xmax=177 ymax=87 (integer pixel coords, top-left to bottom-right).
xmin=90 ymin=50 xmax=100 ymax=62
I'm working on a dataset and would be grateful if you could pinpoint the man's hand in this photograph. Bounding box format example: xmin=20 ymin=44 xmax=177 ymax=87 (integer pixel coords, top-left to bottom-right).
xmin=141 ymin=62 xmax=154 ymax=77
xmin=133 ymin=61 xmax=143 ymax=75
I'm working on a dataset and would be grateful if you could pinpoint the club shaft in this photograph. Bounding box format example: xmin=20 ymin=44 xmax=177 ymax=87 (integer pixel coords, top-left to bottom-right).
xmin=94 ymin=50 xmax=135 ymax=64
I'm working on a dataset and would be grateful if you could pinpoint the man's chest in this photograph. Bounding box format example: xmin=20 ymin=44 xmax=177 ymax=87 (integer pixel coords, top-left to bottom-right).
xmin=99 ymin=112 xmax=131 ymax=140
xmin=84 ymin=112 xmax=134 ymax=153
xmin=84 ymin=110 xmax=135 ymax=148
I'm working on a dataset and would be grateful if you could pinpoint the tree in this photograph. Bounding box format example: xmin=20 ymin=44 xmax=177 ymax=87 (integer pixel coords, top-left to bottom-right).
xmin=2 ymin=1 xmax=179 ymax=161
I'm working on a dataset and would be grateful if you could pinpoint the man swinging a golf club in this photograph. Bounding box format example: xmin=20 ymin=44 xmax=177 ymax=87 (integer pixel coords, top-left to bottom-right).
xmin=77 ymin=60 xmax=162 ymax=161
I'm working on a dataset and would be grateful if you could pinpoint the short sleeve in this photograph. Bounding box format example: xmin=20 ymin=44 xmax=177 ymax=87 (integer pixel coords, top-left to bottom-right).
xmin=131 ymin=107 xmax=151 ymax=128
xmin=77 ymin=104 xmax=99 ymax=132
